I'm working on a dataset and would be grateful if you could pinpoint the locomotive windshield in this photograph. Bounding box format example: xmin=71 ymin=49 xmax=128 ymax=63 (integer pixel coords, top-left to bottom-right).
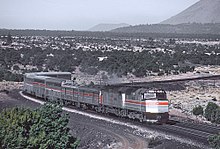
xmin=156 ymin=92 xmax=167 ymax=100
xmin=142 ymin=92 xmax=156 ymax=100
xmin=142 ymin=91 xmax=167 ymax=100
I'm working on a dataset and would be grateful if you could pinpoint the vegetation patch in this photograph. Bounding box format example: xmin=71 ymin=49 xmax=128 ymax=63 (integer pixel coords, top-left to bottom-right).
xmin=0 ymin=103 xmax=79 ymax=149
xmin=204 ymin=102 xmax=220 ymax=149
xmin=192 ymin=105 xmax=203 ymax=116
xmin=148 ymin=137 xmax=162 ymax=148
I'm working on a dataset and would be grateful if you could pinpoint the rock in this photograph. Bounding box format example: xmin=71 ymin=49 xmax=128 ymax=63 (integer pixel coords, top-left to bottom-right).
xmin=173 ymin=103 xmax=182 ymax=109
xmin=0 ymin=89 xmax=10 ymax=94
xmin=212 ymin=98 xmax=217 ymax=101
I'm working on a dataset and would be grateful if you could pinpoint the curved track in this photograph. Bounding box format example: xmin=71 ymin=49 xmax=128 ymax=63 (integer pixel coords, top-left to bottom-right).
xmin=175 ymin=121 xmax=220 ymax=135
xmin=109 ymin=75 xmax=220 ymax=87
xmin=100 ymin=75 xmax=220 ymax=91
xmin=18 ymin=91 xmax=219 ymax=148
xmin=19 ymin=91 xmax=147 ymax=149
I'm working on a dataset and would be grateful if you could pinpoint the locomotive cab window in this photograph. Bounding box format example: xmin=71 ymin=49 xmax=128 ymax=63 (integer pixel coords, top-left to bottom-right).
xmin=156 ymin=93 xmax=167 ymax=100
xmin=142 ymin=92 xmax=156 ymax=100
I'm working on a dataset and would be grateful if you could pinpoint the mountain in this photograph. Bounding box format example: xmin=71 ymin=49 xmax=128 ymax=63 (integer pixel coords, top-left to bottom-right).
xmin=111 ymin=23 xmax=220 ymax=35
xmin=111 ymin=0 xmax=220 ymax=35
xmin=88 ymin=23 xmax=129 ymax=31
xmin=161 ymin=0 xmax=220 ymax=24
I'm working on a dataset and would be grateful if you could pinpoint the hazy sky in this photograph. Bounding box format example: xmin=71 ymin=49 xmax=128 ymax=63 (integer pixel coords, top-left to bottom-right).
xmin=0 ymin=0 xmax=199 ymax=30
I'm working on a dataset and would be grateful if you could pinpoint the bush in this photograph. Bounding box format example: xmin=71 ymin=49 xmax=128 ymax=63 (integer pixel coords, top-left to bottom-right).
xmin=0 ymin=67 xmax=23 ymax=82
xmin=80 ymin=66 xmax=98 ymax=75
xmin=205 ymin=102 xmax=219 ymax=121
xmin=208 ymin=133 xmax=220 ymax=149
xmin=148 ymin=137 xmax=162 ymax=148
xmin=210 ymin=108 xmax=220 ymax=124
xmin=192 ymin=105 xmax=203 ymax=116
xmin=0 ymin=103 xmax=79 ymax=149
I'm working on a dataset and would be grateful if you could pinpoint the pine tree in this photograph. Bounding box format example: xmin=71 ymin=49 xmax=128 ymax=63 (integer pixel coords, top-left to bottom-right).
xmin=6 ymin=33 xmax=12 ymax=45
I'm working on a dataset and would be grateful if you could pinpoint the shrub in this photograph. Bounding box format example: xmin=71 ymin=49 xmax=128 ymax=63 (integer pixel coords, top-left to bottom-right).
xmin=0 ymin=103 xmax=79 ymax=149
xmin=192 ymin=105 xmax=203 ymax=116
xmin=210 ymin=108 xmax=220 ymax=124
xmin=205 ymin=102 xmax=219 ymax=121
xmin=148 ymin=137 xmax=162 ymax=148
xmin=208 ymin=133 xmax=220 ymax=149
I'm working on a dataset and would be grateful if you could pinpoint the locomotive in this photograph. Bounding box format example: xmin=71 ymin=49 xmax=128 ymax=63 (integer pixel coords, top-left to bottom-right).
xmin=23 ymin=72 xmax=169 ymax=123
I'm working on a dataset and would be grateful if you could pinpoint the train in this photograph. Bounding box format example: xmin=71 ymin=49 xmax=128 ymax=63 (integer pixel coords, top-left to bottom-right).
xmin=23 ymin=72 xmax=169 ymax=123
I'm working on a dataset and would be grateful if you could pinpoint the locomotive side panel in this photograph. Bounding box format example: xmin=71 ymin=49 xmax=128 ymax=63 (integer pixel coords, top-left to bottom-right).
xmin=124 ymin=93 xmax=145 ymax=112
xmin=77 ymin=89 xmax=99 ymax=106
xmin=62 ymin=88 xmax=75 ymax=101
xmin=60 ymin=85 xmax=100 ymax=106
xmin=45 ymin=78 xmax=65 ymax=101
xmin=32 ymin=78 xmax=45 ymax=98
xmin=102 ymin=91 xmax=123 ymax=108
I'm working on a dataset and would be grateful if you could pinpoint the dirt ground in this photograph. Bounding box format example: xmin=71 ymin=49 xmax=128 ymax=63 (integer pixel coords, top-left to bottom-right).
xmin=168 ymin=80 xmax=220 ymax=122
xmin=73 ymin=66 xmax=220 ymax=85
xmin=0 ymin=81 xmax=23 ymax=91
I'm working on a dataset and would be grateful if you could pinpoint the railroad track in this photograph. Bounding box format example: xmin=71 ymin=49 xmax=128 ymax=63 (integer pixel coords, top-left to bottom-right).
xmin=89 ymin=113 xmax=219 ymax=147
xmin=20 ymin=91 xmax=147 ymax=149
xmin=102 ymin=74 xmax=220 ymax=88
xmin=68 ymin=108 xmax=218 ymax=147
xmin=175 ymin=121 xmax=220 ymax=135
xmin=67 ymin=107 xmax=147 ymax=149
xmin=19 ymin=91 xmax=219 ymax=148
xmin=161 ymin=124 xmax=210 ymax=143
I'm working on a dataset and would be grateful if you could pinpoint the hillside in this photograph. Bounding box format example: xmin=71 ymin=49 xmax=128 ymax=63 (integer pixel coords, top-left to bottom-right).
xmin=88 ymin=23 xmax=129 ymax=31
xmin=111 ymin=23 xmax=220 ymax=34
xmin=111 ymin=0 xmax=220 ymax=34
xmin=161 ymin=0 xmax=220 ymax=24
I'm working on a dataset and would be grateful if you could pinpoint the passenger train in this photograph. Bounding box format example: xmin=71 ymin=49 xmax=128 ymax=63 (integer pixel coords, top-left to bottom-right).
xmin=23 ymin=72 xmax=169 ymax=123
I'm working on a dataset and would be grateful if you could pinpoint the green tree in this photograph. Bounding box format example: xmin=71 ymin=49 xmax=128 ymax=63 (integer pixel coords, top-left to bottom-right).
xmin=210 ymin=108 xmax=220 ymax=124
xmin=6 ymin=33 xmax=12 ymax=45
xmin=192 ymin=105 xmax=203 ymax=116
xmin=0 ymin=103 xmax=79 ymax=149
xmin=13 ymin=65 xmax=20 ymax=71
xmin=0 ymin=108 xmax=38 ymax=148
xmin=0 ymin=67 xmax=5 ymax=81
xmin=208 ymin=133 xmax=220 ymax=149
xmin=205 ymin=102 xmax=219 ymax=121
